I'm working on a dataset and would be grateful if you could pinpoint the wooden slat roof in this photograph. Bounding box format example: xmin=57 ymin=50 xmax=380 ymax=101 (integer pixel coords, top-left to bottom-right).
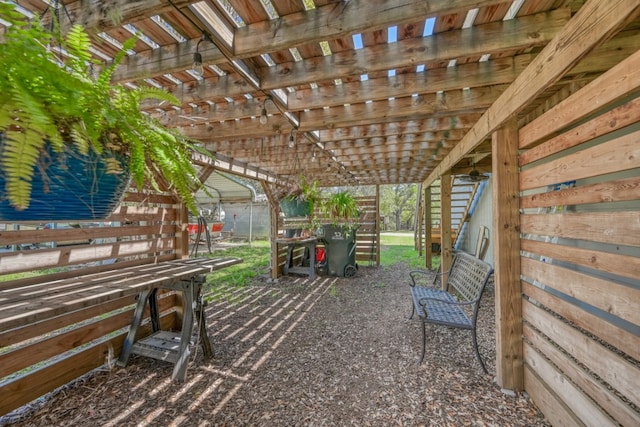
xmin=4 ymin=0 xmax=639 ymax=190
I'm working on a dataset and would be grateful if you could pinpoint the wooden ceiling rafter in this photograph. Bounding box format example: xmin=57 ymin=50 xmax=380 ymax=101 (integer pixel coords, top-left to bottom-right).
xmin=5 ymin=0 xmax=637 ymax=188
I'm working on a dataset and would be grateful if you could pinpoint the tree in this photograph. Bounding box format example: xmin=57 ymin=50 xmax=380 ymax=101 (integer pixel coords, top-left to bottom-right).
xmin=380 ymin=184 xmax=417 ymax=231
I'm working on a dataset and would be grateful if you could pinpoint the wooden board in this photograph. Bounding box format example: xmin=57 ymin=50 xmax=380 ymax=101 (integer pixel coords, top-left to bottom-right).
xmin=524 ymin=323 xmax=640 ymax=427
xmin=523 ymin=301 xmax=640 ymax=406
xmin=0 ymin=257 xmax=242 ymax=331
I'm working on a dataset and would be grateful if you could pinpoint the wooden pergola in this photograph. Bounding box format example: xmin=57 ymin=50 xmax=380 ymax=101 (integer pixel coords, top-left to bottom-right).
xmin=1 ymin=1 xmax=639 ymax=424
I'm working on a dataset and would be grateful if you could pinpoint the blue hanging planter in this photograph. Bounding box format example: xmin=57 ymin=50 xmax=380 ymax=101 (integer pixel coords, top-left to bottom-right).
xmin=0 ymin=142 xmax=130 ymax=221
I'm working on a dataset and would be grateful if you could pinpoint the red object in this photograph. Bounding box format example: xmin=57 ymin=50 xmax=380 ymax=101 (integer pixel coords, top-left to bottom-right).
xmin=187 ymin=224 xmax=205 ymax=234
xmin=211 ymin=222 xmax=224 ymax=232
xmin=315 ymin=247 xmax=326 ymax=263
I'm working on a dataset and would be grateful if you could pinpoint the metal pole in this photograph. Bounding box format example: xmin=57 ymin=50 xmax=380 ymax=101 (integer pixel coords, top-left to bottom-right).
xmin=249 ymin=202 xmax=254 ymax=247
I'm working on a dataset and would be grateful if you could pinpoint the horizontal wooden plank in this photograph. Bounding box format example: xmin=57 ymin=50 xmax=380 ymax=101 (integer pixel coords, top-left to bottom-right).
xmin=0 ymin=258 xmax=241 ymax=331
xmin=523 ymin=301 xmax=640 ymax=406
xmin=0 ymin=312 xmax=175 ymax=416
xmin=523 ymin=364 xmax=582 ymax=427
xmin=519 ymin=95 xmax=640 ymax=165
xmin=0 ymin=294 xmax=175 ymax=377
xmin=521 ymin=239 xmax=639 ymax=281
xmin=519 ymin=46 xmax=640 ymax=149
xmin=0 ymin=237 xmax=177 ymax=275
xmin=520 ymin=129 xmax=640 ymax=191
xmin=520 ymin=211 xmax=640 ymax=247
xmin=0 ymin=223 xmax=177 ymax=246
xmin=0 ymin=263 xmax=176 ymax=306
xmin=523 ymin=341 xmax=616 ymax=426
xmin=0 ymin=254 xmax=176 ymax=291
xmin=522 ymin=256 xmax=639 ymax=326
xmin=0 ymin=290 xmax=173 ymax=348
xmin=522 ymin=281 xmax=639 ymax=360
xmin=524 ymin=323 xmax=640 ymax=427
xmin=122 ymin=191 xmax=177 ymax=205
xmin=107 ymin=205 xmax=178 ymax=222
xmin=520 ymin=176 xmax=640 ymax=210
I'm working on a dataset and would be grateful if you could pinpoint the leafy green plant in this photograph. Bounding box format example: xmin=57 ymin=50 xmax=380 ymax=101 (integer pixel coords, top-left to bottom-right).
xmin=0 ymin=4 xmax=211 ymax=213
xmin=323 ymin=190 xmax=360 ymax=224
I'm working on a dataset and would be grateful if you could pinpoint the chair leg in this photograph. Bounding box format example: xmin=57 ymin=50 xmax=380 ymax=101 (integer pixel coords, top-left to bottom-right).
xmin=408 ymin=299 xmax=415 ymax=320
xmin=471 ymin=328 xmax=488 ymax=374
xmin=418 ymin=321 xmax=426 ymax=365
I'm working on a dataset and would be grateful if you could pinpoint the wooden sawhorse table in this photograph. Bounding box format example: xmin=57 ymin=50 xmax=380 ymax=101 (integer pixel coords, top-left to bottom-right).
xmin=276 ymin=236 xmax=318 ymax=280
xmin=117 ymin=257 xmax=242 ymax=381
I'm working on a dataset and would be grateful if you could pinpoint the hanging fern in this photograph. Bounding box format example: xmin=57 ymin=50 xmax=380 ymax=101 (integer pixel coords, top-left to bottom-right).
xmin=0 ymin=4 xmax=213 ymax=214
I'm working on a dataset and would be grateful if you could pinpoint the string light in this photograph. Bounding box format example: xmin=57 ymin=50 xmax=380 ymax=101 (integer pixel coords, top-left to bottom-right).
xmin=288 ymin=128 xmax=296 ymax=148
xmin=192 ymin=51 xmax=203 ymax=76
xmin=192 ymin=33 xmax=213 ymax=77
xmin=260 ymin=104 xmax=268 ymax=125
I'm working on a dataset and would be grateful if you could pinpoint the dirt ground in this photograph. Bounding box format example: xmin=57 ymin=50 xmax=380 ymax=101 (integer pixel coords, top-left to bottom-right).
xmin=5 ymin=262 xmax=549 ymax=426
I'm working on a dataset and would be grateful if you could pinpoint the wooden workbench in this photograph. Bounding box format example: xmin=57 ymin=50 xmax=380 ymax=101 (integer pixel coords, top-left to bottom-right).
xmin=1 ymin=257 xmax=242 ymax=381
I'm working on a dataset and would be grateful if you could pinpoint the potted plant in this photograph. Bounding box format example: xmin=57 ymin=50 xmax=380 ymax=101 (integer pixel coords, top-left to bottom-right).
xmin=318 ymin=190 xmax=360 ymax=277
xmin=0 ymin=5 xmax=211 ymax=220
xmin=322 ymin=190 xmax=360 ymax=225
xmin=278 ymin=177 xmax=321 ymax=218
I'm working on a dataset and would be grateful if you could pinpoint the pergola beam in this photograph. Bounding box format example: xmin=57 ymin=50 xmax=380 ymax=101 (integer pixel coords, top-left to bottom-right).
xmin=422 ymin=0 xmax=640 ymax=188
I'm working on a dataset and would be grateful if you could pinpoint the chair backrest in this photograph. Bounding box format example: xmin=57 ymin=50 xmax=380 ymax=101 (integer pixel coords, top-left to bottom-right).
xmin=446 ymin=252 xmax=494 ymax=302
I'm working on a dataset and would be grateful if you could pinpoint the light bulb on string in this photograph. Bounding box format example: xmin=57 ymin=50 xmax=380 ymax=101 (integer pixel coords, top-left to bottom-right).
xmin=288 ymin=129 xmax=296 ymax=148
xmin=259 ymin=105 xmax=268 ymax=125
xmin=192 ymin=51 xmax=204 ymax=76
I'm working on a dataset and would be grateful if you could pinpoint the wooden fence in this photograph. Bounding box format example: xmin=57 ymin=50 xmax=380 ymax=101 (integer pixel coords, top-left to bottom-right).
xmin=0 ymin=189 xmax=184 ymax=416
xmin=517 ymin=53 xmax=640 ymax=425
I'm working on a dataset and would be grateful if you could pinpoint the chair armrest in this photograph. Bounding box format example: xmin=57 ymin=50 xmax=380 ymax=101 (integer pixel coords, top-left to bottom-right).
xmin=409 ymin=269 xmax=442 ymax=287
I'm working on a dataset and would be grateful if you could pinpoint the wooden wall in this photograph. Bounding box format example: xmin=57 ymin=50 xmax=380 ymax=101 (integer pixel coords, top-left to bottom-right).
xmin=517 ymin=51 xmax=640 ymax=425
xmin=0 ymin=189 xmax=184 ymax=416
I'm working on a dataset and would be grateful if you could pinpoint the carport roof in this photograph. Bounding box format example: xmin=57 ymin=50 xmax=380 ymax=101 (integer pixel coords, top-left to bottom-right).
xmin=195 ymin=171 xmax=256 ymax=204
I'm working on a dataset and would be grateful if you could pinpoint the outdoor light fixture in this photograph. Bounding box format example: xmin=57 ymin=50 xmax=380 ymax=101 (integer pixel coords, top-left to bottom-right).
xmin=192 ymin=51 xmax=204 ymax=76
xmin=288 ymin=129 xmax=296 ymax=148
xmin=259 ymin=95 xmax=274 ymax=125
xmin=192 ymin=32 xmax=213 ymax=77
xmin=260 ymin=103 xmax=268 ymax=125
xmin=312 ymin=146 xmax=317 ymax=161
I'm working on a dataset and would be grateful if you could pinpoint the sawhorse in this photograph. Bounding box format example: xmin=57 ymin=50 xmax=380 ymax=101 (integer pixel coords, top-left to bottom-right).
xmin=117 ymin=276 xmax=212 ymax=381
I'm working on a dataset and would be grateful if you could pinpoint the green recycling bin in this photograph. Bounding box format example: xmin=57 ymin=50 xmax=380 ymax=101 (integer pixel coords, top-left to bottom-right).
xmin=320 ymin=224 xmax=359 ymax=277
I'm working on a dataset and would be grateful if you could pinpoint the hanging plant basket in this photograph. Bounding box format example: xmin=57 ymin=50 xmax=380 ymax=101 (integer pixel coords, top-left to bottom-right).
xmin=0 ymin=142 xmax=130 ymax=221
xmin=279 ymin=198 xmax=312 ymax=218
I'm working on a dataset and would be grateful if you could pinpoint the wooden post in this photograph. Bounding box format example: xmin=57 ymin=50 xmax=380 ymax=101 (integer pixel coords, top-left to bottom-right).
xmin=492 ymin=119 xmax=524 ymax=392
xmin=176 ymin=203 xmax=189 ymax=260
xmin=416 ymin=201 xmax=422 ymax=254
xmin=376 ymin=185 xmax=381 ymax=266
xmin=424 ymin=185 xmax=433 ymax=269
xmin=440 ymin=173 xmax=452 ymax=281
xmin=260 ymin=180 xmax=280 ymax=279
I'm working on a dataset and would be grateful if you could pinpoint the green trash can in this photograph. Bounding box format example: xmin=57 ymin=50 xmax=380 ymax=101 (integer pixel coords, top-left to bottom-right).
xmin=320 ymin=224 xmax=359 ymax=277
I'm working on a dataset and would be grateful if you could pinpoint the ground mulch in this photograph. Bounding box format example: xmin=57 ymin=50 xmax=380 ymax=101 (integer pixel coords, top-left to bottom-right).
xmin=4 ymin=262 xmax=549 ymax=426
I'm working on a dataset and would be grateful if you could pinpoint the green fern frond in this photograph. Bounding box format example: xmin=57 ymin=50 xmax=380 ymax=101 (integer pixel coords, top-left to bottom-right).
xmin=133 ymin=86 xmax=181 ymax=106
xmin=1 ymin=129 xmax=44 ymax=209
xmin=97 ymin=34 xmax=138 ymax=88
xmin=0 ymin=5 xmax=215 ymax=215
xmin=64 ymin=25 xmax=95 ymax=77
